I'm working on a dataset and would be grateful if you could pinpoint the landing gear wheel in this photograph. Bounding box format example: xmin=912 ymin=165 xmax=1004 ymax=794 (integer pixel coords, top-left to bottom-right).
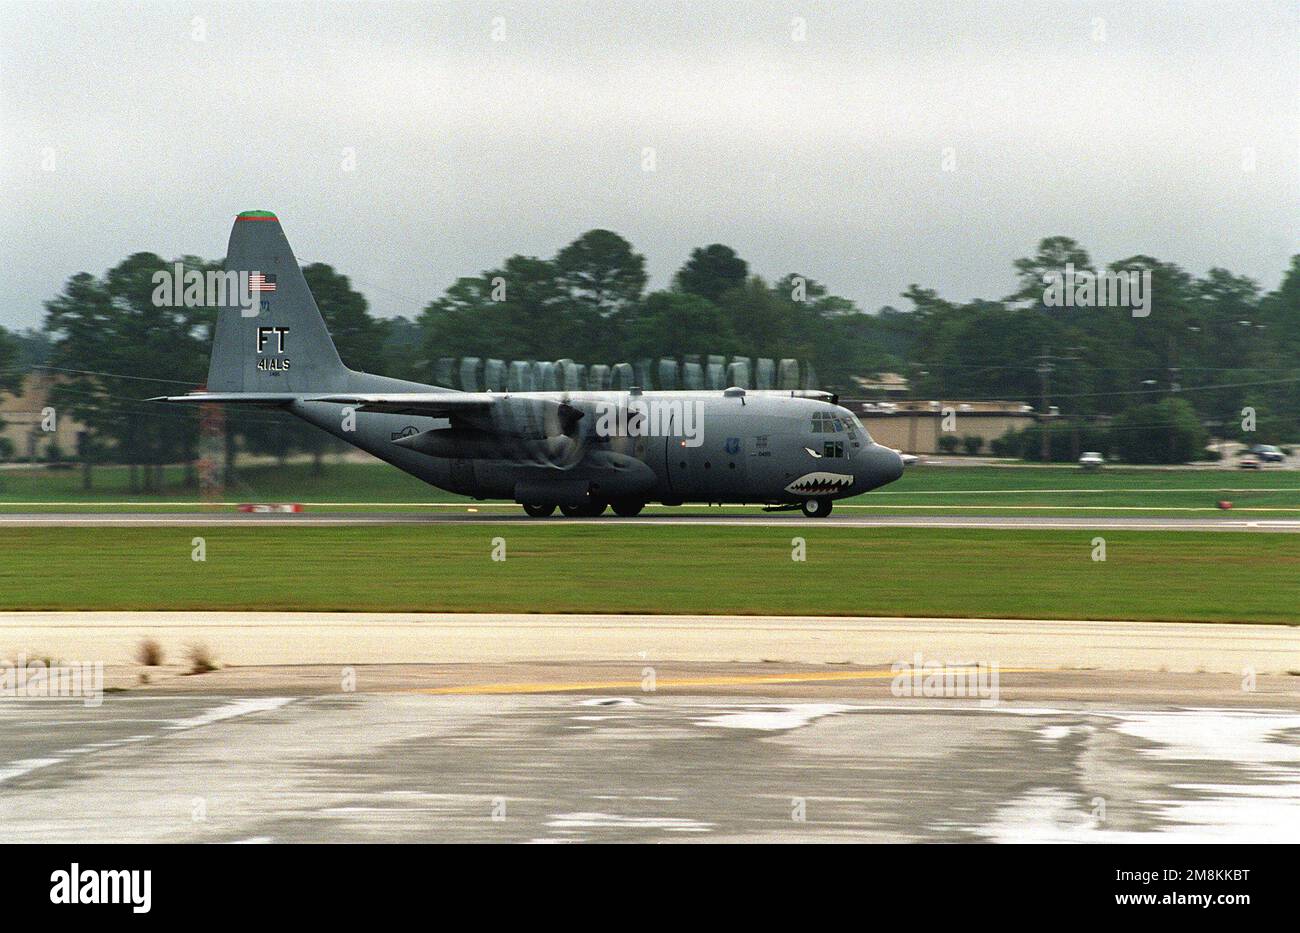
xmin=522 ymin=503 xmax=555 ymax=518
xmin=560 ymin=500 xmax=607 ymax=518
xmin=610 ymin=499 xmax=645 ymax=517
xmin=800 ymin=498 xmax=833 ymax=518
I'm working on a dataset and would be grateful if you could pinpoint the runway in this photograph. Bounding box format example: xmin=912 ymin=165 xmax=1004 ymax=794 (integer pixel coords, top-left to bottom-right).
xmin=1 ymin=691 xmax=1297 ymax=842
xmin=4 ymin=511 xmax=1300 ymax=531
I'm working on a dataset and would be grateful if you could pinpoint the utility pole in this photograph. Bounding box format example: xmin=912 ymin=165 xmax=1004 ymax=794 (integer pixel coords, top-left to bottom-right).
xmin=1034 ymin=346 xmax=1083 ymax=462
xmin=1036 ymin=346 xmax=1054 ymax=463
xmin=1167 ymin=335 xmax=1181 ymax=461
xmin=199 ymin=401 xmax=225 ymax=505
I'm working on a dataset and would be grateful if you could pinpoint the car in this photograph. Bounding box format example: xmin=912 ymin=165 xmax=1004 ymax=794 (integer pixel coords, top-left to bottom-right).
xmin=1247 ymin=444 xmax=1285 ymax=463
xmin=1238 ymin=454 xmax=1261 ymax=469
xmin=1078 ymin=451 xmax=1105 ymax=470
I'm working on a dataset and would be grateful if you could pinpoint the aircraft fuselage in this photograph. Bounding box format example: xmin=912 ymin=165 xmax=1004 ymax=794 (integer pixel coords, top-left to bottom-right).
xmin=289 ymin=388 xmax=904 ymax=509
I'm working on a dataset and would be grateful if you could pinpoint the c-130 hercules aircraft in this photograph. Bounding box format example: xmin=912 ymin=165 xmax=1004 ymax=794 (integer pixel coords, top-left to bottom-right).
xmin=157 ymin=213 xmax=904 ymax=517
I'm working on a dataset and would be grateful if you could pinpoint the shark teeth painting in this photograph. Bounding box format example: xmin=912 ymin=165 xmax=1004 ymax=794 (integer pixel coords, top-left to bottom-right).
xmin=784 ymin=472 xmax=854 ymax=496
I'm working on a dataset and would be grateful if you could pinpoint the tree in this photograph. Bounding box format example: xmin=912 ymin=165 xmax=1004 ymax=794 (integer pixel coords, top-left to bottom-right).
xmin=1112 ymin=398 xmax=1207 ymax=464
xmin=417 ymin=274 xmax=498 ymax=368
xmin=12 ymin=328 xmax=52 ymax=369
xmin=1009 ymin=236 xmax=1093 ymax=303
xmin=1232 ymin=394 xmax=1292 ymax=444
xmin=0 ymin=326 xmax=24 ymax=395
xmin=302 ymin=264 xmax=388 ymax=374
xmin=44 ymin=254 xmax=211 ymax=492
xmin=417 ymin=256 xmax=572 ymax=369
xmin=902 ymin=284 xmax=957 ymax=318
xmin=623 ymin=291 xmax=731 ymax=361
xmin=718 ymin=276 xmax=797 ymax=359
xmin=905 ymin=299 xmax=1075 ymax=406
xmin=379 ymin=315 xmax=425 ymax=382
xmin=0 ymin=326 xmax=19 ymax=451
xmin=555 ymin=229 xmax=647 ymax=315
xmin=674 ymin=245 xmax=748 ymax=301
xmin=1250 ymin=255 xmax=1300 ymax=443
xmin=408 ymin=232 xmax=889 ymax=394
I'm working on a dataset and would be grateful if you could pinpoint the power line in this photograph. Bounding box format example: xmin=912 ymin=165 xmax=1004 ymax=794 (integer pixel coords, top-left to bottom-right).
xmin=23 ymin=364 xmax=202 ymax=386
xmin=908 ymin=374 xmax=1300 ymax=404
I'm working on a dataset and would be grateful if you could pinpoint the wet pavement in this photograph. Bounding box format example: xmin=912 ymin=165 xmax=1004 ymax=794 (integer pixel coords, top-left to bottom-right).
xmin=1 ymin=692 xmax=1297 ymax=842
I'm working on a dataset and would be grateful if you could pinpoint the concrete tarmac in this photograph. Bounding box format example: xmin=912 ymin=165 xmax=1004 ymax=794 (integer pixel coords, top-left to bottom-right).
xmin=4 ymin=612 xmax=1297 ymax=674
xmin=2 ymin=609 xmax=1295 ymax=843
xmin=1 ymin=688 xmax=1297 ymax=842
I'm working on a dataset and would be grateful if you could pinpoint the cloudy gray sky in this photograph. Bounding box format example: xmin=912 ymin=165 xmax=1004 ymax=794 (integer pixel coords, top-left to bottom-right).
xmin=2 ymin=0 xmax=1297 ymax=330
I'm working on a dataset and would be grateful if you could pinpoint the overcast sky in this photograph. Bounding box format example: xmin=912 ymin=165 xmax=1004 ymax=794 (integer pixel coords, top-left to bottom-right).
xmin=2 ymin=0 xmax=1297 ymax=331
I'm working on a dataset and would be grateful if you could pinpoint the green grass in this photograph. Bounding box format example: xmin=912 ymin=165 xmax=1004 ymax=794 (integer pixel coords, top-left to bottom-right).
xmin=876 ymin=464 xmax=1300 ymax=511
xmin=1 ymin=462 xmax=1297 ymax=517
xmin=887 ymin=465 xmax=1298 ymax=492
xmin=0 ymin=462 xmax=440 ymax=503
xmin=1 ymin=525 xmax=1296 ymax=622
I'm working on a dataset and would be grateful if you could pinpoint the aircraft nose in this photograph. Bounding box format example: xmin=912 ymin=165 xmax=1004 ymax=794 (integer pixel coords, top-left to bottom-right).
xmin=858 ymin=444 xmax=904 ymax=490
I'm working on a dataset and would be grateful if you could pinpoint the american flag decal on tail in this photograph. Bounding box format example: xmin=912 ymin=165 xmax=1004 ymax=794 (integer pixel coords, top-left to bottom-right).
xmin=249 ymin=272 xmax=277 ymax=292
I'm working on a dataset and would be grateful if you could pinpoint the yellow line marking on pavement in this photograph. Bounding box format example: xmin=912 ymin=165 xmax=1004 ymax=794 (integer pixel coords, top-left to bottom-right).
xmin=407 ymin=667 xmax=1044 ymax=696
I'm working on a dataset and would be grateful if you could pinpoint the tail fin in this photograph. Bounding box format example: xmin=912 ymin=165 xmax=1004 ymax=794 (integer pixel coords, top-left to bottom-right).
xmin=206 ymin=211 xmax=348 ymax=393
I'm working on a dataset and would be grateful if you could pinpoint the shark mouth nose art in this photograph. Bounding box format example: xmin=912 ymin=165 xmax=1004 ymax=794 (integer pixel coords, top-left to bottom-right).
xmin=784 ymin=472 xmax=854 ymax=496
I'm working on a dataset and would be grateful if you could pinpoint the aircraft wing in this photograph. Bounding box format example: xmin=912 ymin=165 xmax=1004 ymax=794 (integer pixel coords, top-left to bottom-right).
xmin=305 ymin=392 xmax=584 ymax=436
xmin=149 ymin=391 xmax=496 ymax=415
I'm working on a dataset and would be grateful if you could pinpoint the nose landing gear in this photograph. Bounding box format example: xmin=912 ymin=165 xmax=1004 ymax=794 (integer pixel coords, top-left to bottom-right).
xmin=800 ymin=498 xmax=833 ymax=518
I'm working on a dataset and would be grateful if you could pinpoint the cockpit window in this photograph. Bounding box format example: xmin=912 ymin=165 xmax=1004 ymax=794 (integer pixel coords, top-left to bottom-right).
xmin=843 ymin=411 xmax=872 ymax=444
xmin=823 ymin=441 xmax=845 ymax=458
xmin=812 ymin=412 xmax=849 ymax=432
xmin=813 ymin=410 xmax=871 ymax=445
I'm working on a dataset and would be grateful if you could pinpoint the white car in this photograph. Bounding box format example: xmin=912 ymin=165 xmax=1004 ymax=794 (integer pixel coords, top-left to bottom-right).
xmin=1079 ymin=451 xmax=1105 ymax=470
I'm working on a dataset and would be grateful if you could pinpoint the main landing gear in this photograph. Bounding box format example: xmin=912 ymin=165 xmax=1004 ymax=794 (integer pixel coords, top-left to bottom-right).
xmin=800 ymin=498 xmax=833 ymax=518
xmin=525 ymin=499 xmax=824 ymax=518
xmin=559 ymin=500 xmax=607 ymax=518
xmin=523 ymin=499 xmax=645 ymax=518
